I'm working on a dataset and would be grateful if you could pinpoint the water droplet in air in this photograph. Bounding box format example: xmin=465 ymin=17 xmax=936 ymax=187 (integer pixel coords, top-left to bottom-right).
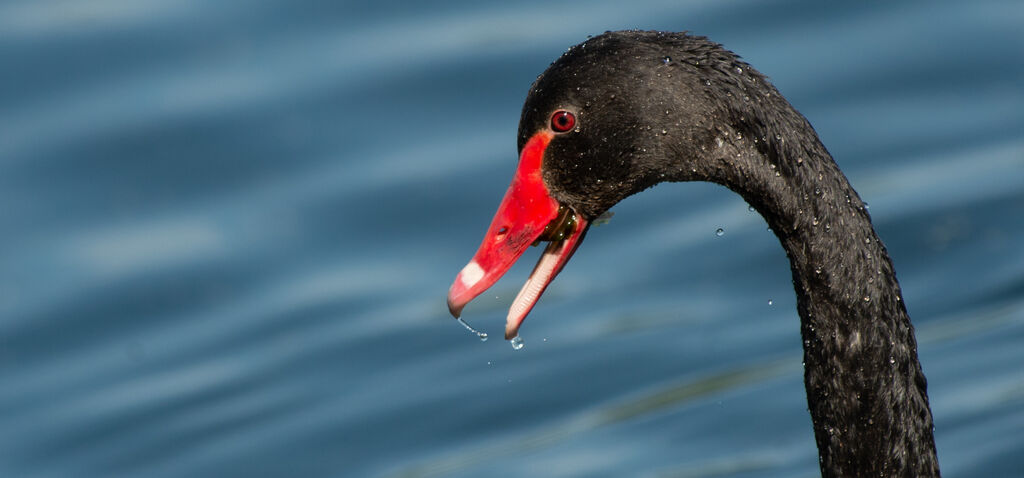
xmin=457 ymin=317 xmax=488 ymax=342
xmin=662 ymin=56 xmax=671 ymax=64
xmin=768 ymin=299 xmax=774 ymax=305
xmin=510 ymin=335 xmax=525 ymax=351
xmin=715 ymin=228 xmax=724 ymax=237
xmin=748 ymin=205 xmax=755 ymax=212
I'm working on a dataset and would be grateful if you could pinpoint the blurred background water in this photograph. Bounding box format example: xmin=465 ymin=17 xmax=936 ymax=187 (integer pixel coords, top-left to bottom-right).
xmin=2 ymin=1 xmax=1023 ymax=477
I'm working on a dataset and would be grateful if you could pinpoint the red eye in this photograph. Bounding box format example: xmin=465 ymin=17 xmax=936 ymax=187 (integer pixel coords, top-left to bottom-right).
xmin=550 ymin=110 xmax=576 ymax=133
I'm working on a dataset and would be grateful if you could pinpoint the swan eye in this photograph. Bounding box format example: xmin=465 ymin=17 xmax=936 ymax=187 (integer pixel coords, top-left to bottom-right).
xmin=550 ymin=110 xmax=576 ymax=133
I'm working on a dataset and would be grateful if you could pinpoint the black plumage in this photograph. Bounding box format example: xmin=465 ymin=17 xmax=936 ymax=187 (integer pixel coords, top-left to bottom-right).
xmin=518 ymin=31 xmax=940 ymax=478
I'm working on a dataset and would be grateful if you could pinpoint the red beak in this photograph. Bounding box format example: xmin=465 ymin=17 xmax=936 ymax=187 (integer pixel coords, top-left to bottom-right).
xmin=447 ymin=131 xmax=589 ymax=339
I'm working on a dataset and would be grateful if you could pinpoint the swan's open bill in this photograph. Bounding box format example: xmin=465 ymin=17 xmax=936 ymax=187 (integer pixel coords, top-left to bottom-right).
xmin=447 ymin=131 xmax=588 ymax=340
xmin=447 ymin=31 xmax=940 ymax=477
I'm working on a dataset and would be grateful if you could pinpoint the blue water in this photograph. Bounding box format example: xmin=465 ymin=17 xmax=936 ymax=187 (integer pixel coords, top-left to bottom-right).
xmin=2 ymin=1 xmax=1023 ymax=477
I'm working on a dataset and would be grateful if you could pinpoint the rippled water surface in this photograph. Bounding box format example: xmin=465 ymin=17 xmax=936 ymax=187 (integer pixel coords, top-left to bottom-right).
xmin=3 ymin=1 xmax=1023 ymax=477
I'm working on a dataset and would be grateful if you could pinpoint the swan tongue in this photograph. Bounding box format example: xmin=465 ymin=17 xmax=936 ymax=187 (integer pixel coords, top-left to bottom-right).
xmin=447 ymin=131 xmax=589 ymax=339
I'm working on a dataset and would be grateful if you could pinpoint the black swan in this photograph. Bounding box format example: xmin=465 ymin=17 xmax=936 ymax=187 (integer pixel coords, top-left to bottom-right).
xmin=447 ymin=31 xmax=940 ymax=477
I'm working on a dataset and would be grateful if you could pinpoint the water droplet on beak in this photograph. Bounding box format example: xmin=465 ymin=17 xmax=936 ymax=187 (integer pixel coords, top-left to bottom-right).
xmin=457 ymin=317 xmax=488 ymax=342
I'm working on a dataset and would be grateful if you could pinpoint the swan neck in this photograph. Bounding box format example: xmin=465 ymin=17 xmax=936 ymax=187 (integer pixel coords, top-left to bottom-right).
xmin=714 ymin=126 xmax=941 ymax=477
